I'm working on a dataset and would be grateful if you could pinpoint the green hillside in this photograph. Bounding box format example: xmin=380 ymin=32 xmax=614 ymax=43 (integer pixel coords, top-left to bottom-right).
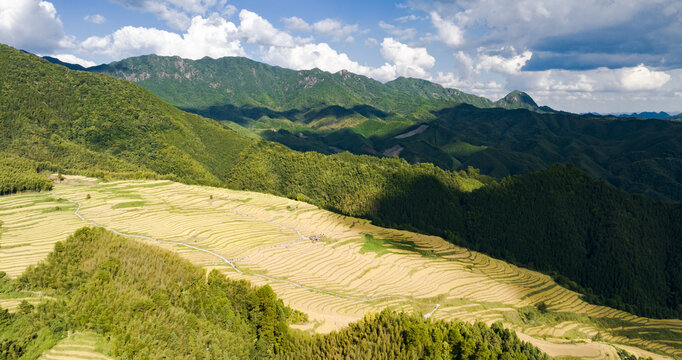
xmin=0 ymin=227 xmax=549 ymax=360
xmin=267 ymin=104 xmax=682 ymax=203
xmin=4 ymin=43 xmax=681 ymax=320
xmin=227 ymin=143 xmax=682 ymax=319
xmin=84 ymin=54 xmax=546 ymax=135
xmin=1 ymin=44 xmax=253 ymax=186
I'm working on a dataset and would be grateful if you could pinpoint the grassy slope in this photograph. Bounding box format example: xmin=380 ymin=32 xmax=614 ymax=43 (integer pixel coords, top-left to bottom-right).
xmin=228 ymin=143 xmax=682 ymax=319
xmin=0 ymin=227 xmax=549 ymax=360
xmin=1 ymin=44 xmax=253 ymax=186
xmin=5 ymin=43 xmax=681 ymax=320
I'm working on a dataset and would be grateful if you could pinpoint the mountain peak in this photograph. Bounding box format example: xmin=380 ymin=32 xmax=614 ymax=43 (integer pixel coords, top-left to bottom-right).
xmin=500 ymin=90 xmax=538 ymax=107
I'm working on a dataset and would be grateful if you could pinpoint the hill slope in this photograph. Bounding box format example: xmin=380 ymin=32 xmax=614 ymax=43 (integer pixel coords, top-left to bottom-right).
xmin=4 ymin=43 xmax=681 ymax=320
xmin=268 ymin=104 xmax=682 ymax=203
xmin=82 ymin=54 xmax=548 ymax=133
xmin=2 ymin=44 xmax=253 ymax=186
xmin=0 ymin=226 xmax=549 ymax=360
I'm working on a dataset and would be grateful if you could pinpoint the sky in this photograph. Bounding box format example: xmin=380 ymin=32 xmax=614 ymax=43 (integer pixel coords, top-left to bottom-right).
xmin=1 ymin=0 xmax=681 ymax=113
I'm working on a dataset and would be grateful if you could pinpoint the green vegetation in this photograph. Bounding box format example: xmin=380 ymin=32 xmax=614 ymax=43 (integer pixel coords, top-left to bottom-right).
xmin=2 ymin=227 xmax=296 ymax=359
xmin=84 ymin=54 xmax=547 ymax=138
xmin=227 ymin=144 xmax=682 ymax=319
xmin=4 ymin=44 xmax=681 ymax=320
xmin=0 ymin=227 xmax=548 ymax=359
xmin=261 ymin=104 xmax=682 ymax=203
xmin=1 ymin=43 xmax=253 ymax=187
xmin=0 ymin=156 xmax=52 ymax=195
xmin=282 ymin=310 xmax=549 ymax=360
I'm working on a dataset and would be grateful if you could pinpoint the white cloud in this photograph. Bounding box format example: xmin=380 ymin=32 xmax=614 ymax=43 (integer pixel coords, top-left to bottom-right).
xmin=50 ymin=53 xmax=97 ymax=67
xmin=473 ymin=48 xmax=533 ymax=74
xmin=619 ymin=64 xmax=672 ymax=91
xmin=430 ymin=11 xmax=463 ymax=47
xmin=283 ymin=16 xmax=311 ymax=32
xmin=364 ymin=37 xmax=379 ymax=47
xmin=379 ymin=37 xmax=435 ymax=79
xmin=378 ymin=21 xmax=416 ymax=40
xmin=222 ymin=4 xmax=237 ymax=17
xmin=506 ymin=65 xmax=671 ymax=93
xmin=111 ymin=0 xmax=230 ymax=30
xmin=395 ymin=14 xmax=422 ymax=22
xmin=80 ymin=14 xmax=244 ymax=59
xmin=239 ymin=9 xmax=302 ymax=47
xmin=0 ymin=0 xmax=71 ymax=53
xmin=84 ymin=14 xmax=106 ymax=24
xmin=263 ymin=42 xmax=371 ymax=75
xmin=312 ymin=18 xmax=359 ymax=42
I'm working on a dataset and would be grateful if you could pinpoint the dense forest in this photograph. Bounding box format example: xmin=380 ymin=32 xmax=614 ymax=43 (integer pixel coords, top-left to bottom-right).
xmin=227 ymin=143 xmax=682 ymax=319
xmin=0 ymin=227 xmax=548 ymax=360
xmin=281 ymin=310 xmax=548 ymax=360
xmin=258 ymin=104 xmax=682 ymax=203
xmin=73 ymin=52 xmax=682 ymax=204
xmin=3 ymin=44 xmax=681 ymax=320
xmin=1 ymin=44 xmax=252 ymax=186
xmin=0 ymin=156 xmax=52 ymax=195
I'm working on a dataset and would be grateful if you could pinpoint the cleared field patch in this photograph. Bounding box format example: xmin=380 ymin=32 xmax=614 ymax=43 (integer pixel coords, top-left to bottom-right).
xmin=0 ymin=191 xmax=85 ymax=277
xmin=39 ymin=332 xmax=112 ymax=360
xmin=1 ymin=176 xmax=680 ymax=359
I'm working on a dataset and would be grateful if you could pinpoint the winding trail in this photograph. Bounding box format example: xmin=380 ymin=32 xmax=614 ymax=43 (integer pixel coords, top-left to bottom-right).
xmin=51 ymin=191 xmax=442 ymax=316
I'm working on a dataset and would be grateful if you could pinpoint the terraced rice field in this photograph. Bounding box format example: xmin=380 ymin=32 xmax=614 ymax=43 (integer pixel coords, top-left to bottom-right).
xmin=39 ymin=332 xmax=112 ymax=360
xmin=1 ymin=176 xmax=680 ymax=359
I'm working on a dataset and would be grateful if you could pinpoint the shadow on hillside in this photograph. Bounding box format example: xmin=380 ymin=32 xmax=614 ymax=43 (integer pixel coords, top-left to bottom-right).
xmin=182 ymin=103 xmax=389 ymax=126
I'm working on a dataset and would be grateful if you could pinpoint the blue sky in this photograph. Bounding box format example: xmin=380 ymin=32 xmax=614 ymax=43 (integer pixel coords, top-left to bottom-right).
xmin=1 ymin=0 xmax=681 ymax=113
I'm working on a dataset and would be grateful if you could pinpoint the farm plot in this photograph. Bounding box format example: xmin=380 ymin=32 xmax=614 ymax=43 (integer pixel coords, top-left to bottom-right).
xmin=39 ymin=332 xmax=112 ymax=360
xmin=1 ymin=176 xmax=680 ymax=359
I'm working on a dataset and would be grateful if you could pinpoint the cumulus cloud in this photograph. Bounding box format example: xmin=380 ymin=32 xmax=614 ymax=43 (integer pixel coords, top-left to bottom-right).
xmin=0 ymin=0 xmax=71 ymax=53
xmin=429 ymin=11 xmax=463 ymax=47
xmin=238 ymin=9 xmax=300 ymax=47
xmin=50 ymin=53 xmax=97 ymax=67
xmin=462 ymin=48 xmax=534 ymax=75
xmin=263 ymin=42 xmax=372 ymax=75
xmin=84 ymin=14 xmax=106 ymax=24
xmin=428 ymin=1 xmax=682 ymax=70
xmin=111 ymin=0 xmax=233 ymax=30
xmin=80 ymin=14 xmax=244 ymax=59
xmin=260 ymin=37 xmax=435 ymax=83
xmin=112 ymin=0 xmax=192 ymax=30
xmin=312 ymin=19 xmax=359 ymax=42
xmin=380 ymin=37 xmax=435 ymax=79
xmin=283 ymin=16 xmax=311 ymax=32
xmin=506 ymin=65 xmax=671 ymax=93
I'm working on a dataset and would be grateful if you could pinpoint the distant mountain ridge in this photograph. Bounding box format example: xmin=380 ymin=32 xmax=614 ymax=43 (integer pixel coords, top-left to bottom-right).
xmin=614 ymin=111 xmax=682 ymax=120
xmin=44 ymin=54 xmax=552 ymax=132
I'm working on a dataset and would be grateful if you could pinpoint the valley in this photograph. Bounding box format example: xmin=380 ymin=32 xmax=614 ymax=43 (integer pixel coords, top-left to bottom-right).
xmin=2 ymin=176 xmax=680 ymax=359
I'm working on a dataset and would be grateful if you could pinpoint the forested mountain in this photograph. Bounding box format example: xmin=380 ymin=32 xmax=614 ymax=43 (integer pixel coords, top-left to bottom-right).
xmin=46 ymin=54 xmax=682 ymax=203
xmin=0 ymin=227 xmax=549 ymax=359
xmin=264 ymin=104 xmax=682 ymax=203
xmin=2 ymin=44 xmax=253 ymax=186
xmin=4 ymin=43 xmax=681 ymax=320
xmin=227 ymin=143 xmax=682 ymax=319
xmin=615 ymin=111 xmax=681 ymax=120
xmin=77 ymin=54 xmax=549 ymax=135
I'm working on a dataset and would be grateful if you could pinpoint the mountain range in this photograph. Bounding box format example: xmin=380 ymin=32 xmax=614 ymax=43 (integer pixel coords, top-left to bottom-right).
xmin=1 ymin=44 xmax=679 ymax=320
xmin=45 ymin=54 xmax=682 ymax=203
